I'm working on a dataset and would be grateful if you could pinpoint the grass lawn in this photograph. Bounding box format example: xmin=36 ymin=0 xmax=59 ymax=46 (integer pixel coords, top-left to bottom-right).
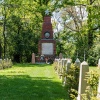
xmin=89 ymin=66 xmax=100 ymax=74
xmin=0 ymin=63 xmax=68 ymax=100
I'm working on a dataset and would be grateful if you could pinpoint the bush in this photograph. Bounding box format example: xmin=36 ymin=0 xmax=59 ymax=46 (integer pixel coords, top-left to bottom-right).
xmin=81 ymin=70 xmax=99 ymax=100
xmin=0 ymin=59 xmax=13 ymax=70
xmin=64 ymin=66 xmax=99 ymax=100
xmin=65 ymin=64 xmax=80 ymax=100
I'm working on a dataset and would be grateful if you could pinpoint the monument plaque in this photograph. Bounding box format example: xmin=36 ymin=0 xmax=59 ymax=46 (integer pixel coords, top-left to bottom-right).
xmin=42 ymin=43 xmax=53 ymax=55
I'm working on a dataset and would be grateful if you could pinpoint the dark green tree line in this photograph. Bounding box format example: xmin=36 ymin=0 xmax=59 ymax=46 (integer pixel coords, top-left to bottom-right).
xmin=52 ymin=0 xmax=100 ymax=65
xmin=0 ymin=0 xmax=53 ymax=62
xmin=0 ymin=0 xmax=99 ymax=64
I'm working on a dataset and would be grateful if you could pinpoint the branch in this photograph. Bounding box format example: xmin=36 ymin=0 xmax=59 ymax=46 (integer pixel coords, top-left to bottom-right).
xmin=75 ymin=4 xmax=86 ymax=7
xmin=64 ymin=24 xmax=79 ymax=32
xmin=75 ymin=0 xmax=96 ymax=5
xmin=90 ymin=0 xmax=96 ymax=5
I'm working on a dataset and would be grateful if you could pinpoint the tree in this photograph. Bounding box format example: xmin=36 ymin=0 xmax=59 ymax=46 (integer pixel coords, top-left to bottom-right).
xmin=0 ymin=0 xmax=54 ymax=62
xmin=52 ymin=0 xmax=100 ymax=64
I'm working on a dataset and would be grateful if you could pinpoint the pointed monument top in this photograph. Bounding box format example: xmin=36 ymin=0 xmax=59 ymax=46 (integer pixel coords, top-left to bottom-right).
xmin=45 ymin=9 xmax=50 ymax=15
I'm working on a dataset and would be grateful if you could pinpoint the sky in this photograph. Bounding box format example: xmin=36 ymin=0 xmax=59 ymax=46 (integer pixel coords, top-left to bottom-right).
xmin=51 ymin=6 xmax=88 ymax=33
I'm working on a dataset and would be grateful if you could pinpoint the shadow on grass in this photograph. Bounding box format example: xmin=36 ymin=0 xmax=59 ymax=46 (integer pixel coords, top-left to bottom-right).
xmin=13 ymin=63 xmax=50 ymax=67
xmin=0 ymin=75 xmax=68 ymax=100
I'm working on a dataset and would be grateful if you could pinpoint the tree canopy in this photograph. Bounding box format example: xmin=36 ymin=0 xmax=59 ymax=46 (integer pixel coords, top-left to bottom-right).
xmin=0 ymin=0 xmax=99 ymax=65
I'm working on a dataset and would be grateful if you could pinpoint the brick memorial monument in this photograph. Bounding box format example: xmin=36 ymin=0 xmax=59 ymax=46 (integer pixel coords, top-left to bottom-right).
xmin=38 ymin=10 xmax=56 ymax=62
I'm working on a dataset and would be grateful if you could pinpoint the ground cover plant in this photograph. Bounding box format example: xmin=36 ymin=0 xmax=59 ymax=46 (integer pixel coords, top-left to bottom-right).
xmin=0 ymin=63 xmax=68 ymax=100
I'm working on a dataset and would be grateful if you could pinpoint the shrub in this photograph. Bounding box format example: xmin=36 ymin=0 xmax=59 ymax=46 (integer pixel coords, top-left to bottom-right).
xmin=81 ymin=70 xmax=99 ymax=100
xmin=0 ymin=59 xmax=13 ymax=70
xmin=64 ymin=64 xmax=80 ymax=99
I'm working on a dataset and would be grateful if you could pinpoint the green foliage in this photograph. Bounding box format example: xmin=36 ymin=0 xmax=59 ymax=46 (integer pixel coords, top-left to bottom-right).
xmin=0 ymin=0 xmax=52 ymax=62
xmin=0 ymin=0 xmax=99 ymax=64
xmin=65 ymin=64 xmax=80 ymax=99
xmin=55 ymin=29 xmax=76 ymax=57
xmin=81 ymin=70 xmax=99 ymax=100
xmin=88 ymin=34 xmax=100 ymax=66
xmin=53 ymin=0 xmax=100 ymax=65
xmin=87 ymin=71 xmax=99 ymax=96
xmin=86 ymin=0 xmax=100 ymax=65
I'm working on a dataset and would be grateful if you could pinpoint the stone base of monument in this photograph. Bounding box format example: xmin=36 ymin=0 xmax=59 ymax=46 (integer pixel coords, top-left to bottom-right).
xmin=35 ymin=55 xmax=55 ymax=64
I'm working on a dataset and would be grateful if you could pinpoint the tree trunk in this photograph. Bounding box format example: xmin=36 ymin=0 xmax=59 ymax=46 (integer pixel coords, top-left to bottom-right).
xmin=87 ymin=0 xmax=93 ymax=49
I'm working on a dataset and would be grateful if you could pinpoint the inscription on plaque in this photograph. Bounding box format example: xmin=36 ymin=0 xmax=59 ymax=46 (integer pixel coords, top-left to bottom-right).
xmin=42 ymin=43 xmax=53 ymax=55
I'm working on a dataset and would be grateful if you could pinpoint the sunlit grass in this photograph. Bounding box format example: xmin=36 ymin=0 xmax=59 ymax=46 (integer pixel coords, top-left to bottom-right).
xmin=0 ymin=63 xmax=68 ymax=100
xmin=89 ymin=66 xmax=100 ymax=74
xmin=1 ymin=63 xmax=99 ymax=100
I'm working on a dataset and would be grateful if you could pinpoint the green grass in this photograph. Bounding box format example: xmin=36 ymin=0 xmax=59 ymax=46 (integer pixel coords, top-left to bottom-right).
xmin=89 ymin=66 xmax=100 ymax=74
xmin=0 ymin=63 xmax=68 ymax=100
